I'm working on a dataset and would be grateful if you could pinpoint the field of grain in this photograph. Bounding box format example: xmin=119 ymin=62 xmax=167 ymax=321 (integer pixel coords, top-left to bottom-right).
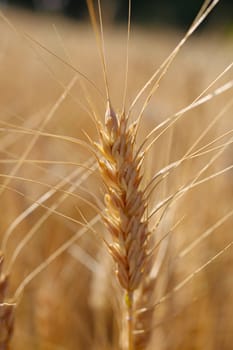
xmin=0 ymin=3 xmax=233 ymax=350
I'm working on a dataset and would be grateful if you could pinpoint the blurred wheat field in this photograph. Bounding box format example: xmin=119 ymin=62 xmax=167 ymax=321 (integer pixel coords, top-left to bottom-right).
xmin=0 ymin=3 xmax=233 ymax=350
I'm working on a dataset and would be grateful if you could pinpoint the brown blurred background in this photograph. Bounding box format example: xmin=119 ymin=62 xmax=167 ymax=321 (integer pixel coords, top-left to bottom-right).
xmin=0 ymin=0 xmax=233 ymax=28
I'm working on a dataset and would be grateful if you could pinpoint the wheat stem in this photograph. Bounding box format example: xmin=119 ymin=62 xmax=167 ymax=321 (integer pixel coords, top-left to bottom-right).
xmin=126 ymin=291 xmax=134 ymax=350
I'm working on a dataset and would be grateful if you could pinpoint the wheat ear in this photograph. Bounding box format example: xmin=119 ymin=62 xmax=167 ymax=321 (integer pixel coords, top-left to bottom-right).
xmin=94 ymin=101 xmax=151 ymax=350
xmin=0 ymin=253 xmax=15 ymax=350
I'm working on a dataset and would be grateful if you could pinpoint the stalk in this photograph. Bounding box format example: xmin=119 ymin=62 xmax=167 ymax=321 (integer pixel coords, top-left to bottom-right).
xmin=126 ymin=291 xmax=134 ymax=350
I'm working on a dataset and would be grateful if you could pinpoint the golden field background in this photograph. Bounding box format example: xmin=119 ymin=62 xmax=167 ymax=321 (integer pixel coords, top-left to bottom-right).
xmin=0 ymin=7 xmax=233 ymax=350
